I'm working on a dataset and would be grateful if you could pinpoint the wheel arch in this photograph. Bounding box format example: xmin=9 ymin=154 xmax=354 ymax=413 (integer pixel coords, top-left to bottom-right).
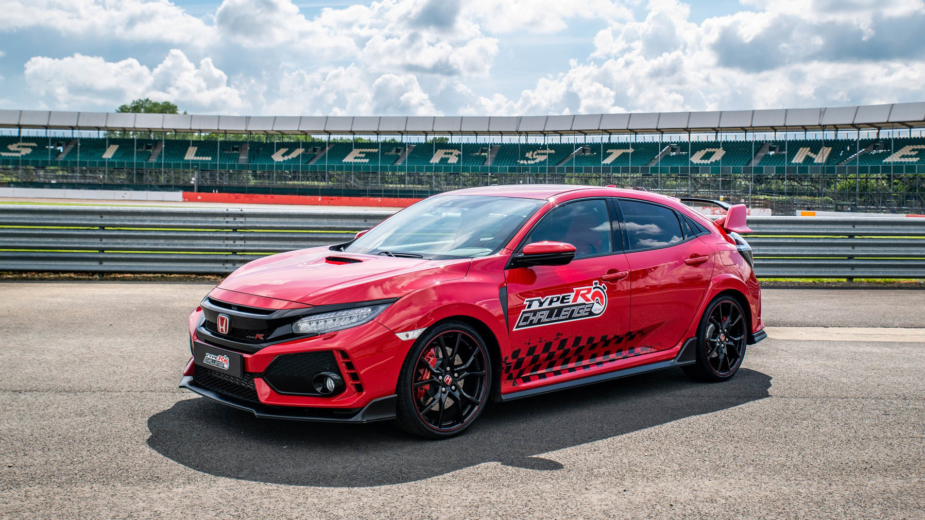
xmin=710 ymin=288 xmax=755 ymax=344
xmin=396 ymin=315 xmax=504 ymax=401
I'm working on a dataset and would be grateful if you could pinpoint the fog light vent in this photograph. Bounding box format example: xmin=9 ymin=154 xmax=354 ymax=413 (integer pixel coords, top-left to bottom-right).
xmin=262 ymin=351 xmax=343 ymax=396
xmin=312 ymin=373 xmax=345 ymax=395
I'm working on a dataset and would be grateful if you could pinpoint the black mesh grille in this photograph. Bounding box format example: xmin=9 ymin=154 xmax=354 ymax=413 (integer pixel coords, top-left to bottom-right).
xmin=207 ymin=298 xmax=275 ymax=315
xmin=202 ymin=320 xmax=270 ymax=343
xmin=193 ymin=366 xmax=260 ymax=404
xmin=263 ymin=351 xmax=341 ymax=396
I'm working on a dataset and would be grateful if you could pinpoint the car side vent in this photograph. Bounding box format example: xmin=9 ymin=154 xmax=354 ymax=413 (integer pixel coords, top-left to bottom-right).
xmin=338 ymin=350 xmax=364 ymax=393
xmin=325 ymin=256 xmax=363 ymax=265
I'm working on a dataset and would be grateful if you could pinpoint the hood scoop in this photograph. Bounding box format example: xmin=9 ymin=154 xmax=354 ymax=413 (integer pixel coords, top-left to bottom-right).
xmin=325 ymin=256 xmax=364 ymax=265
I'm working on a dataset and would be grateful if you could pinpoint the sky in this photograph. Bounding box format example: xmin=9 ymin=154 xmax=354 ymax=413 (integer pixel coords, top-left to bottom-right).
xmin=0 ymin=0 xmax=923 ymax=117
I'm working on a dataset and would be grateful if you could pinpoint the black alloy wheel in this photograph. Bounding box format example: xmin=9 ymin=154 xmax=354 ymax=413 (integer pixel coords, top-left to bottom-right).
xmin=685 ymin=295 xmax=748 ymax=382
xmin=396 ymin=321 xmax=491 ymax=439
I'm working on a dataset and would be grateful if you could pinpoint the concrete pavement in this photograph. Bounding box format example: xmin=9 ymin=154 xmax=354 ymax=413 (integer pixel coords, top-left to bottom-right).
xmin=1 ymin=284 xmax=923 ymax=519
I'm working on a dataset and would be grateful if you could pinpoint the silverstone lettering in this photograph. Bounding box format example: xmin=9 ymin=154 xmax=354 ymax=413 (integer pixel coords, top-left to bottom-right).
xmin=515 ymin=282 xmax=607 ymax=330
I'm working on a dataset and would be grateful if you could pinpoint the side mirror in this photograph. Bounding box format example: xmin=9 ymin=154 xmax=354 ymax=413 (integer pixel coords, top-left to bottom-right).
xmin=355 ymin=229 xmax=370 ymax=239
xmin=510 ymin=241 xmax=576 ymax=268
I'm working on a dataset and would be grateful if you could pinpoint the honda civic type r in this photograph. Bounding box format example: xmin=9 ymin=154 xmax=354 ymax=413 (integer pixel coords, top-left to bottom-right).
xmin=181 ymin=185 xmax=765 ymax=439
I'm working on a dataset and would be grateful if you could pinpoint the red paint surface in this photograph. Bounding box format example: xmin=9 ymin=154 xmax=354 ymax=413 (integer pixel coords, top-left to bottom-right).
xmin=722 ymin=204 xmax=753 ymax=234
xmin=182 ymin=191 xmax=421 ymax=208
xmin=522 ymin=241 xmax=576 ymax=255
xmin=186 ymin=185 xmax=762 ymax=410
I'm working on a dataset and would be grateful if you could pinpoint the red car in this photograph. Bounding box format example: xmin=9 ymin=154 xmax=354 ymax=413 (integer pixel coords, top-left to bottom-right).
xmin=181 ymin=185 xmax=765 ymax=438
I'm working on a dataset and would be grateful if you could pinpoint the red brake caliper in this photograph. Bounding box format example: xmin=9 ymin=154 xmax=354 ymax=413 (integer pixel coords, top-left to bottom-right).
xmin=415 ymin=348 xmax=438 ymax=402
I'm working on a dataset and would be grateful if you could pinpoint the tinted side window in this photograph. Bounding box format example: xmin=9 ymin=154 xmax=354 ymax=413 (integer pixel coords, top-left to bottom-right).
xmin=679 ymin=215 xmax=695 ymax=238
xmin=685 ymin=215 xmax=710 ymax=236
xmin=618 ymin=200 xmax=684 ymax=251
xmin=524 ymin=199 xmax=612 ymax=259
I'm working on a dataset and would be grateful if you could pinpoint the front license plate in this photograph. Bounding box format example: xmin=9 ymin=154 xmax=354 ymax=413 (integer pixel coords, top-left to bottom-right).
xmin=193 ymin=341 xmax=244 ymax=378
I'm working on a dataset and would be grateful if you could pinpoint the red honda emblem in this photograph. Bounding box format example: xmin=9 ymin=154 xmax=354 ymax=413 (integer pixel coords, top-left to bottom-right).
xmin=217 ymin=314 xmax=230 ymax=335
xmin=443 ymin=375 xmax=453 ymax=385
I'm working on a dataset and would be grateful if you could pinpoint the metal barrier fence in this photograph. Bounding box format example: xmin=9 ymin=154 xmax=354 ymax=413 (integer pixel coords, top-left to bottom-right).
xmin=1 ymin=205 xmax=924 ymax=278
xmin=5 ymin=165 xmax=925 ymax=215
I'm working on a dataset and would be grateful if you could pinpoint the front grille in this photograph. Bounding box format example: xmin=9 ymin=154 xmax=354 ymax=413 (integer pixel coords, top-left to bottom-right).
xmin=207 ymin=297 xmax=275 ymax=315
xmin=263 ymin=351 xmax=341 ymax=396
xmin=193 ymin=366 xmax=260 ymax=404
xmin=202 ymin=319 xmax=270 ymax=343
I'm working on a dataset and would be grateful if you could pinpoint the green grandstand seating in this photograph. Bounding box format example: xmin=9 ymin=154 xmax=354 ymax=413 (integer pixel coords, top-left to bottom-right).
xmin=99 ymin=139 xmax=156 ymax=162
xmin=321 ymin=143 xmax=400 ymax=168
xmin=607 ymin=142 xmax=661 ymax=166
xmin=849 ymin=137 xmax=925 ymax=166
xmin=490 ymin=142 xmax=666 ymax=167
xmin=652 ymin=142 xmax=746 ymax=167
xmin=403 ymin=143 xmax=489 ymax=167
xmin=3 ymin=136 xmax=924 ymax=171
xmin=0 ymin=136 xmax=63 ymax=163
xmin=156 ymin=140 xmax=224 ymax=166
xmin=248 ymin=141 xmax=323 ymax=166
xmin=756 ymin=139 xmax=858 ymax=167
xmin=490 ymin=143 xmax=572 ymax=167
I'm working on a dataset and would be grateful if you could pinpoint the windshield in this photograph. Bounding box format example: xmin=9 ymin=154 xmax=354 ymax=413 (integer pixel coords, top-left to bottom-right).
xmin=344 ymin=195 xmax=544 ymax=260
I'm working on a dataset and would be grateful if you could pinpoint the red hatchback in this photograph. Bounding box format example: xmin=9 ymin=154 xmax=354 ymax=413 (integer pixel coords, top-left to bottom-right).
xmin=181 ymin=185 xmax=765 ymax=438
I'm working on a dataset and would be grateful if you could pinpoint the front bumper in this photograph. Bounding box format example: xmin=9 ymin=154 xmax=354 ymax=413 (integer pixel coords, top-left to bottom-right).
xmin=180 ymin=375 xmax=397 ymax=423
xmin=184 ymin=304 xmax=410 ymax=414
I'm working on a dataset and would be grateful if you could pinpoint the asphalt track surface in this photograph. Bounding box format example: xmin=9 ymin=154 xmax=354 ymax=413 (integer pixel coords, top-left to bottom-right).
xmin=1 ymin=284 xmax=923 ymax=519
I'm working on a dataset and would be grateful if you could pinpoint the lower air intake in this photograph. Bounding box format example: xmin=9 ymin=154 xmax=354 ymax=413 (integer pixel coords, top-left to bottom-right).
xmin=193 ymin=366 xmax=260 ymax=404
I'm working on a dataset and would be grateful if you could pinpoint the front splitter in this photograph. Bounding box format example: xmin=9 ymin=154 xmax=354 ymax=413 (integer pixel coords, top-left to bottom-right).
xmin=179 ymin=376 xmax=397 ymax=423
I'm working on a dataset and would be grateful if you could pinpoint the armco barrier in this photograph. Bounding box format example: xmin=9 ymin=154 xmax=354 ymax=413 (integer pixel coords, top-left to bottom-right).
xmin=1 ymin=206 xmax=924 ymax=278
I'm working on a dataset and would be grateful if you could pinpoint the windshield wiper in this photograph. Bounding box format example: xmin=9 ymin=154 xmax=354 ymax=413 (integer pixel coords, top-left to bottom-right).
xmin=377 ymin=250 xmax=424 ymax=258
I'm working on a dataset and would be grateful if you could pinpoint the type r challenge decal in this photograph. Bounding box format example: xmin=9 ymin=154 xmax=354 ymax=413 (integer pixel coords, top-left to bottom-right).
xmin=514 ymin=282 xmax=608 ymax=330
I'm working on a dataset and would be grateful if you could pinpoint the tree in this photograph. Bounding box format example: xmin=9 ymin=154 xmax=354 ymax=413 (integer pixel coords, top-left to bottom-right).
xmin=109 ymin=99 xmax=182 ymax=138
xmin=117 ymin=98 xmax=180 ymax=115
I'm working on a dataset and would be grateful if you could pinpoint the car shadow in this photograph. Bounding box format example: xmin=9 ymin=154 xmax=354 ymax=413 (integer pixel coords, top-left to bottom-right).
xmin=147 ymin=368 xmax=771 ymax=487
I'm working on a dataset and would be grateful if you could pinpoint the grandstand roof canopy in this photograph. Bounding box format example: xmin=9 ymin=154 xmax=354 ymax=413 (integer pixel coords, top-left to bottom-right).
xmin=1 ymin=102 xmax=923 ymax=135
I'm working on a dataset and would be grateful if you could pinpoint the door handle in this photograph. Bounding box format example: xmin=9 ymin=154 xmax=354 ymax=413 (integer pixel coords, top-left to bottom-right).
xmin=685 ymin=254 xmax=709 ymax=266
xmin=601 ymin=270 xmax=629 ymax=282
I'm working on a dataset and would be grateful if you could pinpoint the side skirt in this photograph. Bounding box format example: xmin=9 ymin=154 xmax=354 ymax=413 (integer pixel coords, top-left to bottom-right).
xmin=500 ymin=338 xmax=697 ymax=402
xmin=749 ymin=329 xmax=768 ymax=345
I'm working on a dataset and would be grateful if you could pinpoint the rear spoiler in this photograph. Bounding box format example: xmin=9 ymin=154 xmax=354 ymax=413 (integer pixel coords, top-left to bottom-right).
xmin=678 ymin=197 xmax=752 ymax=234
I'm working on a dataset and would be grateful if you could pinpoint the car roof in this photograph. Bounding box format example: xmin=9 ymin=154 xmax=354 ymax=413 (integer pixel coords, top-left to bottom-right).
xmin=446 ymin=184 xmax=680 ymax=205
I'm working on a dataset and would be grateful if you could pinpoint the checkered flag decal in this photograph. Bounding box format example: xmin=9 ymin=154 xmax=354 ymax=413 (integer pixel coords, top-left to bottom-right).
xmin=503 ymin=327 xmax=656 ymax=385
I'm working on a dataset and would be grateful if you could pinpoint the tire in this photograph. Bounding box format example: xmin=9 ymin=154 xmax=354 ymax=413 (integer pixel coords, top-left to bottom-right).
xmin=395 ymin=321 xmax=492 ymax=439
xmin=684 ymin=295 xmax=748 ymax=382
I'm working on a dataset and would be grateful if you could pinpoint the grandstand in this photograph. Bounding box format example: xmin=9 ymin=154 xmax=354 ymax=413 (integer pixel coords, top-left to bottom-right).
xmin=1 ymin=104 xmax=924 ymax=213
xmin=3 ymin=135 xmax=925 ymax=171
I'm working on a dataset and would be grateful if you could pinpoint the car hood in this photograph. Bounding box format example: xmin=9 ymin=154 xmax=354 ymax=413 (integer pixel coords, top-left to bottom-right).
xmin=215 ymin=247 xmax=472 ymax=306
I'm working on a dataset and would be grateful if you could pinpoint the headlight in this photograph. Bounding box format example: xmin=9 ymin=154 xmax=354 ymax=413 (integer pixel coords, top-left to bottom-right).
xmin=292 ymin=303 xmax=390 ymax=335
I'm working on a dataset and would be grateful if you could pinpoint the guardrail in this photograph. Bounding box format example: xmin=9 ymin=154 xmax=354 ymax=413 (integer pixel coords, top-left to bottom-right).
xmin=1 ymin=206 xmax=924 ymax=278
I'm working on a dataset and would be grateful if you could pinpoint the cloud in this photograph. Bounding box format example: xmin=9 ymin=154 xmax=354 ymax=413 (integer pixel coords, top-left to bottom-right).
xmin=463 ymin=0 xmax=633 ymax=34
xmin=23 ymin=50 xmax=247 ymax=112
xmin=0 ymin=0 xmax=212 ymax=45
xmin=266 ymin=65 xmax=438 ymax=116
xmin=462 ymin=0 xmax=925 ymax=115
xmin=8 ymin=0 xmax=925 ymax=116
xmin=410 ymin=0 xmax=462 ymax=29
xmin=213 ymin=0 xmax=358 ymax=59
xmin=371 ymin=74 xmax=437 ymax=115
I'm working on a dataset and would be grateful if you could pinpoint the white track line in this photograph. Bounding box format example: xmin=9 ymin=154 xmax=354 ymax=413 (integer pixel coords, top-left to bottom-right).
xmin=765 ymin=327 xmax=925 ymax=343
